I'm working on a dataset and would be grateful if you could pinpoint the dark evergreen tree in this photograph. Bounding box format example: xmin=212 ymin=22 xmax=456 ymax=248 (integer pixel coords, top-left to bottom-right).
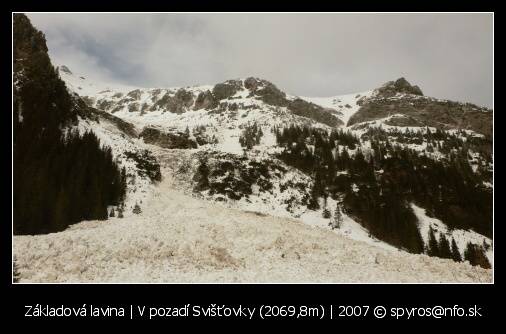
xmin=438 ymin=234 xmax=452 ymax=259
xmin=330 ymin=204 xmax=343 ymax=229
xmin=270 ymin=116 xmax=492 ymax=255
xmin=13 ymin=256 xmax=20 ymax=283
xmin=239 ymin=122 xmax=263 ymax=149
xmin=464 ymin=242 xmax=491 ymax=269
xmin=427 ymin=226 xmax=439 ymax=257
xmin=194 ymin=158 xmax=210 ymax=191
xmin=13 ymin=14 xmax=127 ymax=235
xmin=451 ymin=238 xmax=462 ymax=262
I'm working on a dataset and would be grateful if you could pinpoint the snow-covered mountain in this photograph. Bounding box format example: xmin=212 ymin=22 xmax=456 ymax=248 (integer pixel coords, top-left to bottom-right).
xmin=14 ymin=14 xmax=492 ymax=283
xmin=53 ymin=65 xmax=493 ymax=267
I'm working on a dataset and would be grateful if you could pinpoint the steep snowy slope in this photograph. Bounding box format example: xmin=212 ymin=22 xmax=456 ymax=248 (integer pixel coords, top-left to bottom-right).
xmin=59 ymin=66 xmax=343 ymax=130
xmin=58 ymin=65 xmax=139 ymax=97
xmin=299 ymin=91 xmax=374 ymax=126
xmin=14 ymin=15 xmax=493 ymax=283
xmin=56 ymin=65 xmax=493 ymax=268
xmin=13 ymin=174 xmax=492 ymax=283
xmin=411 ymin=204 xmax=493 ymax=265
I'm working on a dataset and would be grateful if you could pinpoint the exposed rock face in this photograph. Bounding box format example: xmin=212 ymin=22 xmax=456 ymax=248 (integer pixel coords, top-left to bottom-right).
xmin=139 ymin=127 xmax=197 ymax=149
xmin=172 ymin=89 xmax=194 ymax=113
xmin=194 ymin=90 xmax=217 ymax=110
xmin=383 ymin=115 xmax=423 ymax=127
xmin=347 ymin=78 xmax=492 ymax=136
xmin=376 ymin=77 xmax=424 ymax=97
xmin=95 ymin=109 xmax=138 ymax=138
xmin=81 ymin=96 xmax=96 ymax=107
xmin=256 ymin=82 xmax=288 ymax=106
xmin=152 ymin=93 xmax=171 ymax=111
xmin=153 ymin=88 xmax=194 ymax=114
xmin=349 ymin=94 xmax=492 ymax=137
xmin=244 ymin=77 xmax=259 ymax=91
xmin=126 ymin=89 xmax=142 ymax=100
xmin=128 ymin=102 xmax=140 ymax=112
xmin=212 ymin=80 xmax=243 ymax=100
xmin=244 ymin=77 xmax=288 ymax=107
xmin=288 ymin=98 xmax=343 ymax=127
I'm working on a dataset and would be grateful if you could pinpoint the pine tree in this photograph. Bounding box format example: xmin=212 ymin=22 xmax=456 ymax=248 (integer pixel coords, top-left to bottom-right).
xmin=13 ymin=256 xmax=20 ymax=283
xmin=322 ymin=208 xmax=331 ymax=219
xmin=194 ymin=158 xmax=210 ymax=191
xmin=464 ymin=242 xmax=491 ymax=269
xmin=427 ymin=226 xmax=439 ymax=257
xmin=13 ymin=15 xmax=127 ymax=235
xmin=132 ymin=203 xmax=142 ymax=215
xmin=330 ymin=204 xmax=343 ymax=230
xmin=438 ymin=233 xmax=452 ymax=259
xmin=451 ymin=238 xmax=462 ymax=262
xmin=109 ymin=208 xmax=115 ymax=217
xmin=464 ymin=242 xmax=475 ymax=264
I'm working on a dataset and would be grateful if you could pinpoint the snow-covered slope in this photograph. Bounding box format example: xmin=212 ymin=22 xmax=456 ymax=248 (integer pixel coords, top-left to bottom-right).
xmin=411 ymin=204 xmax=493 ymax=265
xmin=74 ymin=115 xmax=154 ymax=216
xmin=13 ymin=174 xmax=492 ymax=283
xmin=52 ymin=65 xmax=493 ymax=275
xmin=299 ymin=91 xmax=374 ymax=126
xmin=58 ymin=65 xmax=346 ymax=131
xmin=58 ymin=65 xmax=139 ymax=97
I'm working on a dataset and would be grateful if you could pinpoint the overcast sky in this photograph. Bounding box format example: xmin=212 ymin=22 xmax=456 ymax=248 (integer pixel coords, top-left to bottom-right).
xmin=26 ymin=13 xmax=493 ymax=107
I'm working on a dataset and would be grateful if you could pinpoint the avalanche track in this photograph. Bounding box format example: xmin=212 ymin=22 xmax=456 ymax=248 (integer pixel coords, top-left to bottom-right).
xmin=14 ymin=172 xmax=492 ymax=283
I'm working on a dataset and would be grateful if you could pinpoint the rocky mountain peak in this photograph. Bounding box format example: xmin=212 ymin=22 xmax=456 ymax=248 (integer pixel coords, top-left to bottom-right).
xmin=376 ymin=77 xmax=424 ymax=97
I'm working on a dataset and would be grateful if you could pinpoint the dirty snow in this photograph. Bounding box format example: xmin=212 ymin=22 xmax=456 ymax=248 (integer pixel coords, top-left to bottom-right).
xmin=27 ymin=68 xmax=491 ymax=283
xmin=14 ymin=175 xmax=492 ymax=283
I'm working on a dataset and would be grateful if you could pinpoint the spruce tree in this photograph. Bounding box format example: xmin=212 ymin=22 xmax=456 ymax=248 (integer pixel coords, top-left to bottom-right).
xmin=330 ymin=204 xmax=343 ymax=230
xmin=451 ymin=238 xmax=462 ymax=262
xmin=427 ymin=226 xmax=439 ymax=257
xmin=464 ymin=242 xmax=475 ymax=264
xmin=464 ymin=243 xmax=491 ymax=269
xmin=438 ymin=234 xmax=452 ymax=259
xmin=109 ymin=208 xmax=115 ymax=217
xmin=194 ymin=158 xmax=210 ymax=191
xmin=13 ymin=14 xmax=127 ymax=235
xmin=13 ymin=256 xmax=20 ymax=283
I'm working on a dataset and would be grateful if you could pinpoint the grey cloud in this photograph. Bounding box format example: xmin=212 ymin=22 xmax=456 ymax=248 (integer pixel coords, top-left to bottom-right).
xmin=27 ymin=13 xmax=493 ymax=107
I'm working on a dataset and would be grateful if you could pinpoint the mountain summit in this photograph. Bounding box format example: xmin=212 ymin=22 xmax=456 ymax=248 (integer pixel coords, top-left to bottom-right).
xmin=13 ymin=14 xmax=493 ymax=282
xmin=376 ymin=77 xmax=424 ymax=97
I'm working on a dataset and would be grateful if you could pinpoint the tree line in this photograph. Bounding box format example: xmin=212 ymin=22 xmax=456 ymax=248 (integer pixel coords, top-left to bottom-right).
xmin=274 ymin=124 xmax=492 ymax=260
xmin=14 ymin=14 xmax=127 ymax=235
